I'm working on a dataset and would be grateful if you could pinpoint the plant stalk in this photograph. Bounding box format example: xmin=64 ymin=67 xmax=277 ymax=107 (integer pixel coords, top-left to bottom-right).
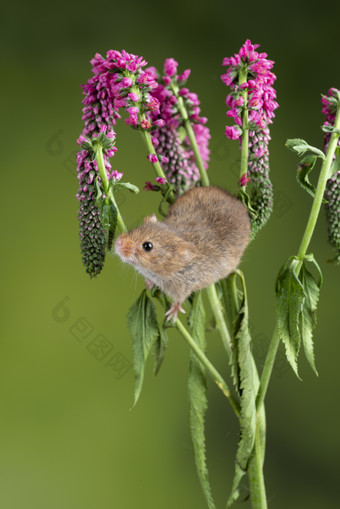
xmin=176 ymin=318 xmax=240 ymax=416
xmin=95 ymin=145 xmax=127 ymax=232
xmin=239 ymin=66 xmax=249 ymax=181
xmin=256 ymin=99 xmax=340 ymax=412
xmin=138 ymin=112 xmax=176 ymax=204
xmin=205 ymin=284 xmax=232 ymax=356
xmin=248 ymin=422 xmax=268 ymax=509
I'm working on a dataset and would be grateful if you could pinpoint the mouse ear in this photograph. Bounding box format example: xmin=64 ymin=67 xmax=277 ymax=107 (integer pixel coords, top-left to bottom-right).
xmin=143 ymin=214 xmax=157 ymax=224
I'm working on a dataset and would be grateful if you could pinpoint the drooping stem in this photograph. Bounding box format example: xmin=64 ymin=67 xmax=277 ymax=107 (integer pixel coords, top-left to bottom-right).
xmin=176 ymin=318 xmax=239 ymax=416
xmin=239 ymin=66 xmax=249 ymax=181
xmin=95 ymin=144 xmax=127 ymax=232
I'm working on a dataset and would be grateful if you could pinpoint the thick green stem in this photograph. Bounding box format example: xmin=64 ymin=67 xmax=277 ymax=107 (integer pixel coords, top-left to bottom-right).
xmin=176 ymin=318 xmax=240 ymax=416
xmin=248 ymin=423 xmax=268 ymax=509
xmin=95 ymin=145 xmax=127 ymax=232
xmin=205 ymin=284 xmax=232 ymax=357
xmin=239 ymin=67 xmax=249 ymax=181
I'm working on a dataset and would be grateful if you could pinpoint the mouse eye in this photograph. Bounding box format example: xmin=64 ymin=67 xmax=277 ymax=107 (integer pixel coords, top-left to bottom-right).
xmin=142 ymin=241 xmax=153 ymax=252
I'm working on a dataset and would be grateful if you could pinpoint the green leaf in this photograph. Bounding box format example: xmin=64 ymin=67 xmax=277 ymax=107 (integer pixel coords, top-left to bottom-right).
xmin=286 ymin=138 xmax=325 ymax=159
xmin=228 ymin=272 xmax=257 ymax=506
xmin=296 ymin=155 xmax=328 ymax=202
xmin=152 ymin=320 xmax=169 ymax=376
xmin=237 ymin=188 xmax=258 ymax=219
xmin=113 ymin=181 xmax=139 ymax=194
xmin=127 ymin=290 xmax=159 ymax=407
xmin=100 ymin=199 xmax=118 ymax=250
xmin=296 ymin=155 xmax=318 ymax=198
xmin=188 ymin=292 xmax=216 ymax=509
xmin=94 ymin=176 xmax=103 ymax=207
xmin=321 ymin=124 xmax=340 ymax=135
xmin=300 ymin=256 xmax=322 ymax=376
xmin=275 ymin=261 xmax=305 ymax=378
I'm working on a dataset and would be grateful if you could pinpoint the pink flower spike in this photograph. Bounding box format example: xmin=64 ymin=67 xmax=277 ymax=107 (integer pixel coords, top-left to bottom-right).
xmin=160 ymin=156 xmax=169 ymax=164
xmin=239 ymin=173 xmax=251 ymax=186
xmin=155 ymin=177 xmax=166 ymax=184
xmin=148 ymin=154 xmax=159 ymax=164
xmin=128 ymin=92 xmax=140 ymax=102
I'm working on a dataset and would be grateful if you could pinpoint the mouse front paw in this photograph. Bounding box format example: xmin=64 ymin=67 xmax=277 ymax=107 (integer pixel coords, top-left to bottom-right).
xmin=165 ymin=301 xmax=186 ymax=322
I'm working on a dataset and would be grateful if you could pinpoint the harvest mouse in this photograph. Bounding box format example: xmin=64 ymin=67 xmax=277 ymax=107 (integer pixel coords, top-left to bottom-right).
xmin=115 ymin=186 xmax=251 ymax=321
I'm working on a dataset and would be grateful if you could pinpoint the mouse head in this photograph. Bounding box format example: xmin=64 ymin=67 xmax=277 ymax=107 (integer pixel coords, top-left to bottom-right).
xmin=115 ymin=214 xmax=196 ymax=277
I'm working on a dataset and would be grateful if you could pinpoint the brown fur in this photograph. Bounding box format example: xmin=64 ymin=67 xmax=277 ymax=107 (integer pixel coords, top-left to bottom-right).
xmin=115 ymin=186 xmax=251 ymax=304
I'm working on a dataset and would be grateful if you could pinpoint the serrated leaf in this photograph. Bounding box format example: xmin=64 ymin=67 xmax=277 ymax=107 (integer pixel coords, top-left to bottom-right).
xmin=300 ymin=257 xmax=322 ymax=376
xmin=275 ymin=263 xmax=305 ymax=377
xmin=188 ymin=292 xmax=216 ymax=509
xmin=228 ymin=272 xmax=257 ymax=506
xmin=127 ymin=290 xmax=159 ymax=407
xmin=152 ymin=321 xmax=169 ymax=376
xmin=286 ymin=138 xmax=325 ymax=159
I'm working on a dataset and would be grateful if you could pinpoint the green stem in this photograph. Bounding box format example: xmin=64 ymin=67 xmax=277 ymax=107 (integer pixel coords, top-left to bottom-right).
xmin=170 ymin=82 xmax=210 ymax=186
xmin=138 ymin=113 xmax=176 ymax=204
xmin=239 ymin=66 xmax=249 ymax=181
xmin=296 ymin=102 xmax=340 ymax=268
xmin=256 ymin=327 xmax=280 ymax=414
xmin=95 ymin=145 xmax=127 ymax=232
xmin=205 ymin=284 xmax=232 ymax=357
xmin=176 ymin=318 xmax=240 ymax=416
xmin=248 ymin=423 xmax=268 ymax=509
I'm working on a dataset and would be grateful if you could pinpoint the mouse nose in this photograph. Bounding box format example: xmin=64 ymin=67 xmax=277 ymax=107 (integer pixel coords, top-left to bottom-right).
xmin=115 ymin=237 xmax=123 ymax=248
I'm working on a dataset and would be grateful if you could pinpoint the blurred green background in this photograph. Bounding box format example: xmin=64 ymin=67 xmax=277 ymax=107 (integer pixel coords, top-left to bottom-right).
xmin=1 ymin=0 xmax=339 ymax=507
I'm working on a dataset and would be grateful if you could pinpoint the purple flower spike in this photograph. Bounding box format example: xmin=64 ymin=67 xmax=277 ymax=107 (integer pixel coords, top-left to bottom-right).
xmin=148 ymin=58 xmax=210 ymax=192
xmin=221 ymin=40 xmax=279 ymax=236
